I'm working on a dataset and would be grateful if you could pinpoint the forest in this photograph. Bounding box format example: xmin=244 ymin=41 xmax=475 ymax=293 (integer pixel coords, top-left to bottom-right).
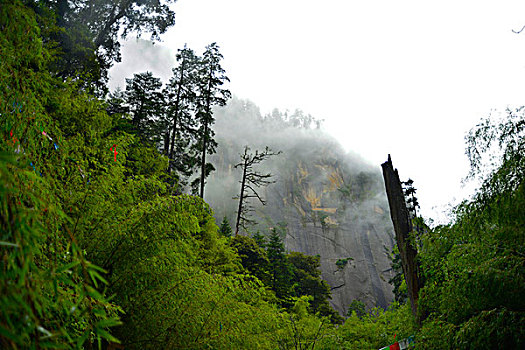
xmin=0 ymin=1 xmax=523 ymax=349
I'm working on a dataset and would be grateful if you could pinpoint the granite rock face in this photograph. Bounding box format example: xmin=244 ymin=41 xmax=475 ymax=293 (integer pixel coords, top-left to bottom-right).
xmin=260 ymin=157 xmax=396 ymax=315
xmin=206 ymin=98 xmax=396 ymax=315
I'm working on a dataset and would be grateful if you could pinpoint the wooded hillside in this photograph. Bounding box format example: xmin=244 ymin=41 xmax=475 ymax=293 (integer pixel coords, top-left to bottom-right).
xmin=1 ymin=1 xmax=523 ymax=349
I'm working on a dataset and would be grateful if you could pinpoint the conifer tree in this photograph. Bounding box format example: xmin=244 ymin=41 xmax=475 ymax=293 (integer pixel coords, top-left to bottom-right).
xmin=163 ymin=46 xmax=201 ymax=185
xmin=124 ymin=71 xmax=164 ymax=144
xmin=194 ymin=43 xmax=231 ymax=198
xmin=266 ymin=227 xmax=293 ymax=303
xmin=253 ymin=231 xmax=267 ymax=249
xmin=219 ymin=216 xmax=233 ymax=238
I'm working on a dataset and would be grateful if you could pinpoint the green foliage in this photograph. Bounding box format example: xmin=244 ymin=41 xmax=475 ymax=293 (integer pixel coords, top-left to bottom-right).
xmin=0 ymin=2 xmax=123 ymax=347
xmin=219 ymin=215 xmax=233 ymax=237
xmin=230 ymin=235 xmax=271 ymax=285
xmin=1 ymin=4 xmax=341 ymax=348
xmin=288 ymin=252 xmax=342 ymax=323
xmin=347 ymin=300 xmax=366 ymax=319
xmin=124 ymin=71 xmax=164 ymax=143
xmin=195 ymin=42 xmax=231 ymax=197
xmin=163 ymin=45 xmax=201 ymax=180
xmin=416 ymin=112 xmax=525 ymax=348
xmin=35 ymin=0 xmax=177 ymax=91
xmin=336 ymin=303 xmax=417 ymax=349
xmin=267 ymin=227 xmax=294 ymax=304
xmin=280 ymin=298 xmax=334 ymax=350
xmin=389 ymin=244 xmax=408 ymax=303
xmin=253 ymin=231 xmax=267 ymax=248
xmin=7 ymin=1 xmax=524 ymax=349
xmin=335 ymin=257 xmax=353 ymax=270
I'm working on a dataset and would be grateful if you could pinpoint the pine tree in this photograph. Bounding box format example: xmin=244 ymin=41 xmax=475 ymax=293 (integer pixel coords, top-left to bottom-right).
xmin=124 ymin=71 xmax=164 ymax=144
xmin=163 ymin=46 xmax=201 ymax=182
xmin=266 ymin=226 xmax=293 ymax=303
xmin=252 ymin=231 xmax=267 ymax=249
xmin=194 ymin=43 xmax=231 ymax=198
xmin=219 ymin=216 xmax=233 ymax=238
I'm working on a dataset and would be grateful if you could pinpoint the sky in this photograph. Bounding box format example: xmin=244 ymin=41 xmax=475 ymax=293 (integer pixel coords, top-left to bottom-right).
xmin=109 ymin=0 xmax=525 ymax=223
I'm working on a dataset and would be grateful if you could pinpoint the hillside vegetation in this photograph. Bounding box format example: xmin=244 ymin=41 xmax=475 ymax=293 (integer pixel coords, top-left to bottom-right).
xmin=1 ymin=1 xmax=523 ymax=349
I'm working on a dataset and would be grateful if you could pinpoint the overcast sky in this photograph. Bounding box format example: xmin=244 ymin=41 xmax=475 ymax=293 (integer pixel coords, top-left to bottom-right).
xmin=109 ymin=0 xmax=525 ymax=223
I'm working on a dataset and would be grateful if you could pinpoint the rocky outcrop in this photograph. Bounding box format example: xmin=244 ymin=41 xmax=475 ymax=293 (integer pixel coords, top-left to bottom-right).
xmin=260 ymin=157 xmax=395 ymax=315
xmin=206 ymin=97 xmax=396 ymax=316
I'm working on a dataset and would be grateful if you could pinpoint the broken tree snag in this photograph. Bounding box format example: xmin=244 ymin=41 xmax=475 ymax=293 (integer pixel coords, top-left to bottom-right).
xmin=381 ymin=155 xmax=423 ymax=320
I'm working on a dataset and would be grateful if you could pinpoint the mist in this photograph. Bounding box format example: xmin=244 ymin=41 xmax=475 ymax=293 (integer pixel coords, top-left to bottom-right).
xmin=206 ymin=97 xmax=395 ymax=315
xmin=108 ymin=38 xmax=175 ymax=91
xmin=108 ymin=39 xmax=396 ymax=315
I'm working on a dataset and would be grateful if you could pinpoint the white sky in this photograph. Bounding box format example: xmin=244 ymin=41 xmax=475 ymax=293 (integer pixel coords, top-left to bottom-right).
xmin=110 ymin=0 xmax=525 ymax=223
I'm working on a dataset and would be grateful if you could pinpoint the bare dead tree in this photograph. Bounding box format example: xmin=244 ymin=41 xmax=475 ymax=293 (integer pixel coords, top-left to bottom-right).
xmin=234 ymin=146 xmax=281 ymax=235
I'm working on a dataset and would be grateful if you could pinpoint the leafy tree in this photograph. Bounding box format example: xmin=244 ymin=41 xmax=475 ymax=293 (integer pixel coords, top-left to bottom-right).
xmin=288 ymin=252 xmax=342 ymax=323
xmin=416 ymin=111 xmax=525 ymax=349
xmin=194 ymin=42 xmax=231 ymax=198
xmin=284 ymin=298 xmax=332 ymax=350
xmin=347 ymin=300 xmax=366 ymax=319
xmin=234 ymin=146 xmax=281 ymax=235
xmin=336 ymin=303 xmax=416 ymax=349
xmin=230 ymin=235 xmax=271 ymax=285
xmin=34 ymin=0 xmax=177 ymax=90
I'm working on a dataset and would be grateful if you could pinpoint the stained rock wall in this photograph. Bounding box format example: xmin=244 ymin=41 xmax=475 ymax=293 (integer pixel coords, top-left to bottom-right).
xmin=205 ymin=97 xmax=396 ymax=315
xmin=261 ymin=157 xmax=396 ymax=315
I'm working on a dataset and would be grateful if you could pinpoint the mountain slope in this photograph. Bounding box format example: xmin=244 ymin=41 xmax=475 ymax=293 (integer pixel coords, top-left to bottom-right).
xmin=206 ymin=97 xmax=395 ymax=315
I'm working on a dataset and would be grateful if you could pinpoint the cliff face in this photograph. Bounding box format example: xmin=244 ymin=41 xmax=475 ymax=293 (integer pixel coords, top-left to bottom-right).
xmin=262 ymin=156 xmax=395 ymax=315
xmin=205 ymin=97 xmax=395 ymax=315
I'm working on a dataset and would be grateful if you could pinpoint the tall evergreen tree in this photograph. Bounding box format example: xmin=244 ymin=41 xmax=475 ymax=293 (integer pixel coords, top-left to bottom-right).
xmin=124 ymin=71 xmax=164 ymax=144
xmin=163 ymin=46 xmax=200 ymax=184
xmin=287 ymin=252 xmax=335 ymax=319
xmin=252 ymin=231 xmax=267 ymax=249
xmin=219 ymin=216 xmax=233 ymax=238
xmin=266 ymin=227 xmax=293 ymax=303
xmin=194 ymin=43 xmax=231 ymax=198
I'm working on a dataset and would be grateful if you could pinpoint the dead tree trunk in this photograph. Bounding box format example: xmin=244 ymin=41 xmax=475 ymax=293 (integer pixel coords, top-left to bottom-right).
xmin=381 ymin=154 xmax=423 ymax=321
xmin=235 ymin=157 xmax=248 ymax=236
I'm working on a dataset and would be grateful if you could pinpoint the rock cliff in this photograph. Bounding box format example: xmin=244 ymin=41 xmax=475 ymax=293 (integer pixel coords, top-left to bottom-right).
xmin=206 ymin=97 xmax=395 ymax=315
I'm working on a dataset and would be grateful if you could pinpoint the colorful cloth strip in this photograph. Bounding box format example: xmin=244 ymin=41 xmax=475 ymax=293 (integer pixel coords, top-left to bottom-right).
xmin=379 ymin=336 xmax=415 ymax=350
